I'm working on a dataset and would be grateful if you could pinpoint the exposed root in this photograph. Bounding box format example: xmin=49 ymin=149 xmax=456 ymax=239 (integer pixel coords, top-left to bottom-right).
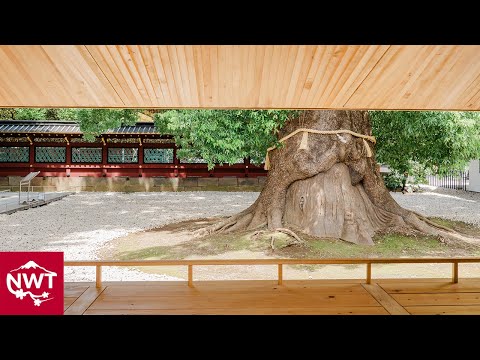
xmin=275 ymin=227 xmax=304 ymax=244
xmin=410 ymin=211 xmax=459 ymax=234
xmin=403 ymin=212 xmax=480 ymax=246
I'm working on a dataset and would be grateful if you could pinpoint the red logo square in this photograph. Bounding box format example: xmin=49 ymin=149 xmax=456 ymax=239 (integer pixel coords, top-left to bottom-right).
xmin=0 ymin=252 xmax=64 ymax=315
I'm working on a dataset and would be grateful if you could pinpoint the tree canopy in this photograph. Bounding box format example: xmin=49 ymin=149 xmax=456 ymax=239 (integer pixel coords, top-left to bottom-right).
xmin=154 ymin=110 xmax=293 ymax=169
xmin=1 ymin=108 xmax=479 ymax=175
xmin=0 ymin=108 xmax=138 ymax=141
xmin=371 ymin=111 xmax=480 ymax=177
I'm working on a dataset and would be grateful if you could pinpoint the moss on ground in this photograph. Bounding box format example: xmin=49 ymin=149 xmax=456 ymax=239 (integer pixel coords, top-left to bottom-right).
xmin=115 ymin=217 xmax=480 ymax=261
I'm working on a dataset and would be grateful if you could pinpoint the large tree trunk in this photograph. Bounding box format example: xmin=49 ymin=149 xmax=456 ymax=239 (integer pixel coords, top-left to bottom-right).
xmin=201 ymin=110 xmax=474 ymax=245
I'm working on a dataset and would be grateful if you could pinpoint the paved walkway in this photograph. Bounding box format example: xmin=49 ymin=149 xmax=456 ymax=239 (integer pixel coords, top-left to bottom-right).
xmin=0 ymin=191 xmax=73 ymax=214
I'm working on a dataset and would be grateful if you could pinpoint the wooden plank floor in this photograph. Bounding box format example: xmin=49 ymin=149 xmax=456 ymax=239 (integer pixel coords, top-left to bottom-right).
xmin=63 ymin=279 xmax=480 ymax=315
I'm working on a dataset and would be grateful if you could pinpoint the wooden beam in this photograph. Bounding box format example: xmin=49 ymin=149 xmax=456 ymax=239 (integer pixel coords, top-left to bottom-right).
xmin=366 ymin=263 xmax=372 ymax=284
xmin=64 ymin=285 xmax=106 ymax=315
xmin=188 ymin=265 xmax=193 ymax=287
xmin=278 ymin=264 xmax=283 ymax=285
xmin=96 ymin=265 xmax=102 ymax=288
xmin=64 ymin=257 xmax=480 ymax=267
xmin=362 ymin=283 xmax=410 ymax=315
xmin=452 ymin=262 xmax=459 ymax=284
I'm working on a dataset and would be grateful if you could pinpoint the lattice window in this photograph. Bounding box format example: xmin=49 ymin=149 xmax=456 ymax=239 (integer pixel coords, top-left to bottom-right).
xmin=0 ymin=147 xmax=29 ymax=163
xmin=72 ymin=147 xmax=102 ymax=163
xmin=144 ymin=138 xmax=175 ymax=144
xmin=35 ymin=147 xmax=66 ymax=163
xmin=107 ymin=138 xmax=139 ymax=143
xmin=144 ymin=148 xmax=174 ymax=163
xmin=34 ymin=137 xmax=66 ymax=143
xmin=181 ymin=157 xmax=244 ymax=165
xmin=108 ymin=148 xmax=138 ymax=163
xmin=181 ymin=157 xmax=207 ymax=164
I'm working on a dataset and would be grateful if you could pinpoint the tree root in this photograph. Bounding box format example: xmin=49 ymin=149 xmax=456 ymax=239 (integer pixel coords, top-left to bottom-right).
xmin=275 ymin=228 xmax=304 ymax=244
xmin=403 ymin=211 xmax=480 ymax=246
xmin=410 ymin=211 xmax=459 ymax=234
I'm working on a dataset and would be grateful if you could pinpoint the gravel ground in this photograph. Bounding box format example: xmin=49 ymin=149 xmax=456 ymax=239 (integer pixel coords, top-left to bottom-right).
xmin=0 ymin=192 xmax=257 ymax=282
xmin=391 ymin=185 xmax=480 ymax=226
xmin=0 ymin=187 xmax=478 ymax=282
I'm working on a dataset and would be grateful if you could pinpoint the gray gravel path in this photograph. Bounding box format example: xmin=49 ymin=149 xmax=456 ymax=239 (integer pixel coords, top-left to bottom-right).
xmin=391 ymin=185 xmax=480 ymax=226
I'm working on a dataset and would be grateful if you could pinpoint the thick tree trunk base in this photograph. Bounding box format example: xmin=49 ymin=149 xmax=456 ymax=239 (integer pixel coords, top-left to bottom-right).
xmin=196 ymin=110 xmax=479 ymax=247
xmin=284 ymin=163 xmax=403 ymax=245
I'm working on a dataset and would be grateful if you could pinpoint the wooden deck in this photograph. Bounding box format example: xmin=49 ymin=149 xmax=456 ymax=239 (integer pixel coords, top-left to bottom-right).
xmin=63 ymin=278 xmax=480 ymax=315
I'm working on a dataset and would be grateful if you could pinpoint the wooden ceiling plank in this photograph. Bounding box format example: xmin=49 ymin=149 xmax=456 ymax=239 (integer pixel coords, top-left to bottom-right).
xmin=284 ymin=45 xmax=305 ymax=107
xmin=431 ymin=46 xmax=480 ymax=109
xmin=309 ymin=45 xmax=338 ymax=108
xmin=142 ymin=45 xmax=166 ymax=106
xmin=192 ymin=45 xmax=205 ymax=107
xmin=85 ymin=45 xmax=133 ymax=106
xmin=395 ymin=46 xmax=448 ymax=108
xmin=271 ymin=45 xmax=291 ymax=108
xmin=266 ymin=45 xmax=283 ymax=108
xmin=251 ymin=45 xmax=266 ymax=107
xmin=158 ymin=46 xmax=181 ymax=106
xmin=231 ymin=45 xmax=242 ymax=107
xmin=222 ymin=45 xmax=232 ymax=107
xmin=0 ymin=47 xmax=39 ymax=105
xmin=217 ymin=45 xmax=228 ymax=107
xmin=293 ymin=46 xmax=319 ymax=107
xmin=258 ymin=45 xmax=275 ymax=107
xmin=173 ymin=45 xmax=193 ymax=107
xmin=320 ymin=46 xmax=362 ymax=107
xmin=326 ymin=45 xmax=387 ymax=107
xmin=269 ymin=45 xmax=288 ymax=107
xmin=298 ymin=46 xmax=326 ymax=107
xmin=131 ymin=45 xmax=161 ymax=107
xmin=345 ymin=45 xmax=405 ymax=109
xmin=62 ymin=45 xmax=124 ymax=106
xmin=244 ymin=45 xmax=255 ymax=106
xmin=118 ymin=45 xmax=153 ymax=106
xmin=184 ymin=45 xmax=200 ymax=107
xmin=105 ymin=45 xmax=146 ymax=106
xmin=25 ymin=46 xmax=78 ymax=106
xmin=0 ymin=45 xmax=479 ymax=109
xmin=150 ymin=46 xmax=173 ymax=106
xmin=279 ymin=46 xmax=299 ymax=107
xmin=210 ymin=46 xmax=220 ymax=107
xmin=200 ymin=46 xmax=213 ymax=107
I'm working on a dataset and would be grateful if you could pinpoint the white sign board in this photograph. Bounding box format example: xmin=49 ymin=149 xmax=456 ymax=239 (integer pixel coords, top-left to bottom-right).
xmin=20 ymin=171 xmax=40 ymax=183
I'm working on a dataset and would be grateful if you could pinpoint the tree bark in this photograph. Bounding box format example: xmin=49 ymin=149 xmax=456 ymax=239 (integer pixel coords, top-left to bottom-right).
xmin=201 ymin=110 xmax=476 ymax=245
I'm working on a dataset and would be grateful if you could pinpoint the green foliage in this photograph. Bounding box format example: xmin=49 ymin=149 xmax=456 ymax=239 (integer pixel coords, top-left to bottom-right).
xmin=14 ymin=108 xmax=48 ymax=120
xmin=2 ymin=108 xmax=478 ymax=177
xmin=0 ymin=108 xmax=139 ymax=141
xmin=371 ymin=111 xmax=480 ymax=176
xmin=75 ymin=109 xmax=138 ymax=141
xmin=154 ymin=110 xmax=294 ymax=169
xmin=383 ymin=171 xmax=405 ymax=191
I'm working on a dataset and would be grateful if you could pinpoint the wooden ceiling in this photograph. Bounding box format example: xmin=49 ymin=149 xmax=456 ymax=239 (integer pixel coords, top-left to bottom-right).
xmin=0 ymin=45 xmax=479 ymax=110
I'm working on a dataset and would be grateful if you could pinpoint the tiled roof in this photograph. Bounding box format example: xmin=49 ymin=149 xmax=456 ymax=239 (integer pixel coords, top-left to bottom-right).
xmin=0 ymin=120 xmax=157 ymax=135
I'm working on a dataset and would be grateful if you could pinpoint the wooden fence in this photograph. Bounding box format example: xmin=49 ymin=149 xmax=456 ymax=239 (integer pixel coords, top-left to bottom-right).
xmin=64 ymin=257 xmax=480 ymax=288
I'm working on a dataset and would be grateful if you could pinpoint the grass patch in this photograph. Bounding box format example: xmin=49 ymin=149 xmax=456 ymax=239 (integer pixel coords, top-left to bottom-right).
xmin=113 ymin=217 xmax=480 ymax=262
xmin=428 ymin=217 xmax=480 ymax=237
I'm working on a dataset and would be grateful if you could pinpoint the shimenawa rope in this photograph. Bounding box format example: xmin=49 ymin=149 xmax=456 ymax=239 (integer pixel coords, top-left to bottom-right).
xmin=264 ymin=128 xmax=376 ymax=170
